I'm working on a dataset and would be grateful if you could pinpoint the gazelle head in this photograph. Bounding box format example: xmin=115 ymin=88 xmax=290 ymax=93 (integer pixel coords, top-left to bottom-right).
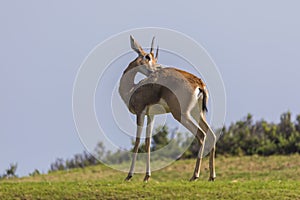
xmin=124 ymin=35 xmax=160 ymax=76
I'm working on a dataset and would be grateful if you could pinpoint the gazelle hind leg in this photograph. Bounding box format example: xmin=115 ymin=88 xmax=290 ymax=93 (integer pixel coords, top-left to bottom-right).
xmin=125 ymin=112 xmax=145 ymax=181
xmin=208 ymin=145 xmax=216 ymax=181
xmin=178 ymin=113 xmax=206 ymax=181
xmin=144 ymin=115 xmax=154 ymax=182
xmin=198 ymin=116 xmax=216 ymax=181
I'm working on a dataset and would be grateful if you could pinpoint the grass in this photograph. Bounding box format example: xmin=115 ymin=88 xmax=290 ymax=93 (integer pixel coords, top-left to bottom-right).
xmin=0 ymin=155 xmax=300 ymax=199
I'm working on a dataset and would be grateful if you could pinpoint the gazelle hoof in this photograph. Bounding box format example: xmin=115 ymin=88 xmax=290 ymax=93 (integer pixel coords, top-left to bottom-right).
xmin=208 ymin=177 xmax=215 ymax=181
xmin=125 ymin=174 xmax=133 ymax=181
xmin=143 ymin=174 xmax=151 ymax=182
xmin=189 ymin=176 xmax=199 ymax=181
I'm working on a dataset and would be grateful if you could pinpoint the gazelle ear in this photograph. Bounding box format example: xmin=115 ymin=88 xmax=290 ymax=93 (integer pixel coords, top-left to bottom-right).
xmin=130 ymin=35 xmax=146 ymax=56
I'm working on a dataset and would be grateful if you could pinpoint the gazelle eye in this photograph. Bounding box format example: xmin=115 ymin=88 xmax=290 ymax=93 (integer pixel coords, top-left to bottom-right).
xmin=145 ymin=55 xmax=151 ymax=61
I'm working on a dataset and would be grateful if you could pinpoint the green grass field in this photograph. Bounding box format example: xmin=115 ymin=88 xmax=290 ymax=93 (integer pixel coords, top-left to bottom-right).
xmin=1 ymin=155 xmax=300 ymax=199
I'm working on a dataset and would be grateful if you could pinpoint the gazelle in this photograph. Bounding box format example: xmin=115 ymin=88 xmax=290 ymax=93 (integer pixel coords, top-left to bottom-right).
xmin=119 ymin=36 xmax=216 ymax=182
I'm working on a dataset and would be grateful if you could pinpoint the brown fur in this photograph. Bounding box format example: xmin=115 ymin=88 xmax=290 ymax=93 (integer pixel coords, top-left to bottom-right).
xmin=173 ymin=68 xmax=206 ymax=89
xmin=127 ymin=66 xmax=208 ymax=116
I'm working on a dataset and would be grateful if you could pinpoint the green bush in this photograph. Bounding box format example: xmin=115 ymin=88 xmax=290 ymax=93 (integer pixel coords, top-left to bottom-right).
xmin=48 ymin=112 xmax=300 ymax=172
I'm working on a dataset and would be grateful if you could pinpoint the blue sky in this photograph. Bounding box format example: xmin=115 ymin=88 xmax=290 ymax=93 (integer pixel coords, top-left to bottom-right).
xmin=1 ymin=1 xmax=300 ymax=176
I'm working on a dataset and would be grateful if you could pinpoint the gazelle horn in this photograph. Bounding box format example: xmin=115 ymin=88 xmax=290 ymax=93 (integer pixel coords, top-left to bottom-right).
xmin=155 ymin=45 xmax=159 ymax=59
xmin=150 ymin=36 xmax=155 ymax=54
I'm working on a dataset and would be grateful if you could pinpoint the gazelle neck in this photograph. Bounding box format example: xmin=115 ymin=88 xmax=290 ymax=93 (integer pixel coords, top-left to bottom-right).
xmin=119 ymin=67 xmax=139 ymax=105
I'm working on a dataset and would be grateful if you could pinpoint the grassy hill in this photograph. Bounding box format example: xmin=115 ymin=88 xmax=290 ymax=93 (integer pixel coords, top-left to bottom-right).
xmin=1 ymin=155 xmax=300 ymax=199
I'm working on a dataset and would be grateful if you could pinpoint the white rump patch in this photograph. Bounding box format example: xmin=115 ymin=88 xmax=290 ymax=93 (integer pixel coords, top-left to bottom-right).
xmin=195 ymin=87 xmax=203 ymax=99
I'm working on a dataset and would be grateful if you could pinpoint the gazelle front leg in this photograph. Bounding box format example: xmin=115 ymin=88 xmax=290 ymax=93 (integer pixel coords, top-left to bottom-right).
xmin=144 ymin=114 xmax=154 ymax=182
xmin=125 ymin=112 xmax=145 ymax=181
